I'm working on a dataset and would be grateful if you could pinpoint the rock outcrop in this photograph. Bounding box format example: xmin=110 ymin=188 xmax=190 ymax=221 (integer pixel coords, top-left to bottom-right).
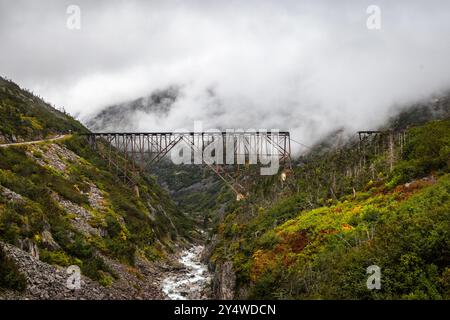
xmin=0 ymin=242 xmax=165 ymax=300
xmin=211 ymin=261 xmax=236 ymax=300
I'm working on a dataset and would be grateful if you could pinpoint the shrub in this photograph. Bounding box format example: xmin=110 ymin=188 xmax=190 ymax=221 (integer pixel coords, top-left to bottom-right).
xmin=39 ymin=249 xmax=72 ymax=267
xmin=98 ymin=271 xmax=113 ymax=287
xmin=81 ymin=255 xmax=116 ymax=283
xmin=0 ymin=246 xmax=27 ymax=292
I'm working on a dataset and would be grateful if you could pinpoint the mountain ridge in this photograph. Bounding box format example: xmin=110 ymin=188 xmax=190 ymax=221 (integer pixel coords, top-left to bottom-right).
xmin=87 ymin=86 xmax=179 ymax=132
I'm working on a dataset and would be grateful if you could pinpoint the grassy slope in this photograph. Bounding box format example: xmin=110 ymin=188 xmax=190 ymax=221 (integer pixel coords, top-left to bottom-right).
xmin=0 ymin=78 xmax=191 ymax=290
xmin=210 ymin=118 xmax=450 ymax=299
xmin=0 ymin=77 xmax=86 ymax=142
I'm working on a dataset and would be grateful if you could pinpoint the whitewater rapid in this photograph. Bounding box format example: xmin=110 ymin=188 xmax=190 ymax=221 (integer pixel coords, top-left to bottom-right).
xmin=162 ymin=245 xmax=211 ymax=300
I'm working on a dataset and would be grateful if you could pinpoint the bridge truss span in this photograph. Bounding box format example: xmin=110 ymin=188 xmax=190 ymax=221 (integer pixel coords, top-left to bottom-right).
xmin=84 ymin=131 xmax=292 ymax=197
xmin=86 ymin=131 xmax=291 ymax=169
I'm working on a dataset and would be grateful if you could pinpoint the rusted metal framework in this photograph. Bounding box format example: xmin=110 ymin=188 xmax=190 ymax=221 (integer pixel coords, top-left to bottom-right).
xmin=84 ymin=131 xmax=291 ymax=195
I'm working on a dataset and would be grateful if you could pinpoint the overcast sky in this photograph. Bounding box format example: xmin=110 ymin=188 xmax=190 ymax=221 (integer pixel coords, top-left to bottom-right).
xmin=1 ymin=0 xmax=450 ymax=146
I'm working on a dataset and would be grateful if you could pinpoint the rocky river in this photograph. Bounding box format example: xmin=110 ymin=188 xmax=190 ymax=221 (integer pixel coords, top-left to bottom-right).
xmin=161 ymin=245 xmax=211 ymax=300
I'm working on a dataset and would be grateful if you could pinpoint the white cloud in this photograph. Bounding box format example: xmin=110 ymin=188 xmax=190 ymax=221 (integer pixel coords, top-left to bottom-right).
xmin=1 ymin=0 xmax=450 ymax=149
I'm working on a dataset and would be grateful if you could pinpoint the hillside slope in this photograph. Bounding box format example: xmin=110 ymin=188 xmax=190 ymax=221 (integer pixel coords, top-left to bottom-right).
xmin=0 ymin=77 xmax=86 ymax=143
xmin=205 ymin=106 xmax=450 ymax=299
xmin=0 ymin=77 xmax=191 ymax=298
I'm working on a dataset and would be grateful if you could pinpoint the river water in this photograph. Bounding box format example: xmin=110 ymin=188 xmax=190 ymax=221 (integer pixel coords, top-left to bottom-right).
xmin=161 ymin=245 xmax=211 ymax=300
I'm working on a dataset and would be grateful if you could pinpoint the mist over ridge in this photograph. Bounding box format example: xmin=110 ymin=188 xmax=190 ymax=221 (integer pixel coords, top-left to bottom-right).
xmin=1 ymin=0 xmax=450 ymax=149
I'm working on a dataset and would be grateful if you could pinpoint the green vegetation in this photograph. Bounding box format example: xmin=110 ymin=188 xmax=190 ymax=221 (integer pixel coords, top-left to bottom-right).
xmin=387 ymin=120 xmax=450 ymax=187
xmin=0 ymin=77 xmax=86 ymax=143
xmin=0 ymin=137 xmax=191 ymax=284
xmin=1 ymin=75 xmax=448 ymax=299
xmin=248 ymin=174 xmax=449 ymax=299
xmin=0 ymin=77 xmax=192 ymax=290
xmin=210 ymin=118 xmax=450 ymax=299
xmin=152 ymin=160 xmax=235 ymax=238
xmin=0 ymin=246 xmax=26 ymax=292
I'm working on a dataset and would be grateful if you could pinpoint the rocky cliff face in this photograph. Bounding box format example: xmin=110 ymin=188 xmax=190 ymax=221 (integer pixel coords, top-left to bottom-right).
xmin=201 ymin=236 xmax=236 ymax=300
xmin=0 ymin=242 xmax=164 ymax=299
xmin=211 ymin=260 xmax=236 ymax=299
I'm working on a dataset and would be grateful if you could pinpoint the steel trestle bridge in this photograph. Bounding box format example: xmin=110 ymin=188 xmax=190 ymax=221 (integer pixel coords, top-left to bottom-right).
xmin=84 ymin=131 xmax=292 ymax=198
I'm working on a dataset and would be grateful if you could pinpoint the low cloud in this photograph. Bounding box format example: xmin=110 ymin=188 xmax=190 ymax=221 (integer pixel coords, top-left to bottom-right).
xmin=1 ymin=0 xmax=450 ymax=149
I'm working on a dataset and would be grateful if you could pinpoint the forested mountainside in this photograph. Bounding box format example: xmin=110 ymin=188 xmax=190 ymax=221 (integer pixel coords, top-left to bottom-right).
xmin=0 ymin=77 xmax=192 ymax=299
xmin=202 ymin=98 xmax=450 ymax=299
xmin=152 ymin=161 xmax=233 ymax=229
xmin=0 ymin=77 xmax=87 ymax=143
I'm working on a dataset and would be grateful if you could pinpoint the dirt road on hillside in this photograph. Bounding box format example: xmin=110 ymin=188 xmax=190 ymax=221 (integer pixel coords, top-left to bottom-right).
xmin=0 ymin=134 xmax=69 ymax=148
